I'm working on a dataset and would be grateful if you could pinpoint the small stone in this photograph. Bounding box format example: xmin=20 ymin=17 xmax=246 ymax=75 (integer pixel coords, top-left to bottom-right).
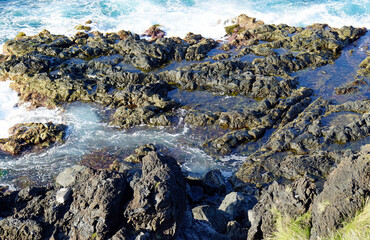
xmin=202 ymin=169 xmax=226 ymax=195
xmin=56 ymin=188 xmax=72 ymax=204
xmin=74 ymin=24 xmax=91 ymax=31
xmin=55 ymin=165 xmax=87 ymax=187
xmin=192 ymin=205 xmax=232 ymax=233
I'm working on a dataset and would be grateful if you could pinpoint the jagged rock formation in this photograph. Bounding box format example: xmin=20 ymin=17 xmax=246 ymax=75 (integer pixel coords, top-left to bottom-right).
xmin=0 ymin=14 xmax=369 ymax=240
xmin=0 ymin=122 xmax=66 ymax=155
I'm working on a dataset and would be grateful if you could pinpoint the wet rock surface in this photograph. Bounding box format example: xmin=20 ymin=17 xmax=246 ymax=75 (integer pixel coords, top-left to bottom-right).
xmin=0 ymin=122 xmax=66 ymax=155
xmin=236 ymin=99 xmax=370 ymax=185
xmin=0 ymin=15 xmax=369 ymax=239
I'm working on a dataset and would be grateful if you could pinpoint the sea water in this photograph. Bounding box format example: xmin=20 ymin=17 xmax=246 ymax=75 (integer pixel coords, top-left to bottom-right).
xmin=0 ymin=0 xmax=369 ymax=43
xmin=0 ymin=0 xmax=369 ymax=187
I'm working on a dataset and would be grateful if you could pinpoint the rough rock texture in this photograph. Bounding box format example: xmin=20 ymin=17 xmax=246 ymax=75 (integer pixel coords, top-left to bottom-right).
xmin=159 ymin=60 xmax=299 ymax=98
xmin=0 ymin=122 xmax=66 ymax=155
xmin=0 ymin=218 xmax=43 ymax=240
xmin=218 ymin=192 xmax=256 ymax=222
xmin=0 ymin=148 xmax=191 ymax=239
xmin=0 ymin=166 xmax=132 ymax=240
xmin=310 ymin=144 xmax=370 ymax=239
xmin=202 ymin=169 xmax=226 ymax=195
xmin=236 ymin=99 xmax=370 ymax=185
xmin=124 ymin=151 xmax=186 ymax=239
xmin=124 ymin=143 xmax=157 ymax=163
xmin=192 ymin=205 xmax=232 ymax=234
xmin=0 ymin=30 xmax=182 ymax=129
xmin=0 ymin=20 xmax=366 ymax=154
xmin=247 ymin=177 xmax=316 ymax=240
xmin=54 ymin=167 xmax=131 ymax=239
xmin=0 ymin=15 xmax=369 ymax=240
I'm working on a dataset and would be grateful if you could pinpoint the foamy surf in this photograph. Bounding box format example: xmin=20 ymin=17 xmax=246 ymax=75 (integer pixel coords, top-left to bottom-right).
xmin=0 ymin=0 xmax=368 ymax=45
xmin=0 ymin=81 xmax=62 ymax=138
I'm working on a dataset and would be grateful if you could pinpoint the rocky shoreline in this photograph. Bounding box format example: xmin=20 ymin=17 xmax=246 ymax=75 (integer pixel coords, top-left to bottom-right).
xmin=0 ymin=14 xmax=369 ymax=239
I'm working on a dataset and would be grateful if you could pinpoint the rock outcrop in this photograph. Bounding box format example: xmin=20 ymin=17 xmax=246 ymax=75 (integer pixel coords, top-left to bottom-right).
xmin=310 ymin=144 xmax=370 ymax=239
xmin=0 ymin=122 xmax=66 ymax=155
xmin=247 ymin=177 xmax=316 ymax=240
xmin=124 ymin=151 xmax=186 ymax=239
xmin=0 ymin=14 xmax=368 ymax=240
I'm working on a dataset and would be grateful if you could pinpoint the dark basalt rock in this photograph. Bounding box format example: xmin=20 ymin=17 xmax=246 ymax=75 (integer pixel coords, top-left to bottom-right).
xmin=55 ymin=167 xmax=132 ymax=239
xmin=198 ymin=87 xmax=313 ymax=155
xmin=0 ymin=166 xmax=132 ymax=240
xmin=0 ymin=218 xmax=43 ymax=240
xmin=124 ymin=143 xmax=157 ymax=163
xmin=0 ymin=16 xmax=368 ymax=240
xmin=236 ymin=98 xmax=370 ymax=185
xmin=310 ymin=144 xmax=370 ymax=239
xmin=247 ymin=177 xmax=316 ymax=240
xmin=124 ymin=151 xmax=186 ymax=239
xmin=192 ymin=205 xmax=232 ymax=234
xmin=115 ymin=37 xmax=186 ymax=71
xmin=275 ymin=151 xmax=338 ymax=181
xmin=0 ymin=122 xmax=66 ymax=155
xmin=159 ymin=60 xmax=298 ymax=98
xmin=2 ymin=30 xmax=73 ymax=57
xmin=202 ymin=169 xmax=226 ymax=195
xmin=218 ymin=192 xmax=257 ymax=223
xmin=225 ymin=15 xmax=366 ymax=78
xmin=2 ymin=47 xmax=178 ymax=128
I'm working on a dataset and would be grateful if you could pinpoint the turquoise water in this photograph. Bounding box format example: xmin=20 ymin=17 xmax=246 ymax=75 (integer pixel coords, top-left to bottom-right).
xmin=0 ymin=0 xmax=369 ymax=45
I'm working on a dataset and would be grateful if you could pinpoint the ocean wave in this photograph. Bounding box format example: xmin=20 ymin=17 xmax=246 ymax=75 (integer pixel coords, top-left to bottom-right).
xmin=0 ymin=0 xmax=368 ymax=45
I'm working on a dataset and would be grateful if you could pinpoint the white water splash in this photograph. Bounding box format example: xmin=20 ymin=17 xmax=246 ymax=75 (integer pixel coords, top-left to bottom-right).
xmin=0 ymin=81 xmax=62 ymax=138
xmin=0 ymin=0 xmax=368 ymax=44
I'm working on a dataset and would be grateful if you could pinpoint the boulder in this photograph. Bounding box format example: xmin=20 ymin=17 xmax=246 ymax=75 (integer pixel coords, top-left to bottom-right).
xmin=54 ymin=167 xmax=132 ymax=239
xmin=124 ymin=143 xmax=157 ymax=163
xmin=0 ymin=167 xmax=132 ymax=240
xmin=0 ymin=122 xmax=67 ymax=155
xmin=55 ymin=165 xmax=87 ymax=187
xmin=202 ymin=169 xmax=226 ymax=195
xmin=310 ymin=144 xmax=370 ymax=239
xmin=192 ymin=205 xmax=232 ymax=234
xmin=124 ymin=151 xmax=186 ymax=239
xmin=226 ymin=221 xmax=248 ymax=240
xmin=247 ymin=177 xmax=316 ymax=240
xmin=218 ymin=192 xmax=256 ymax=222
xmin=142 ymin=24 xmax=166 ymax=40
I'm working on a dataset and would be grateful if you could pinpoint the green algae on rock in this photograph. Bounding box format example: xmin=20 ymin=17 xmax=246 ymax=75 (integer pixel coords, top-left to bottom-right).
xmin=0 ymin=122 xmax=66 ymax=155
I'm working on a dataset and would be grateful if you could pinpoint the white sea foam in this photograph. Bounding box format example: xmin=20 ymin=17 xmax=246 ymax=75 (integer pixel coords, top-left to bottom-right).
xmin=0 ymin=81 xmax=62 ymax=138
xmin=0 ymin=0 xmax=368 ymax=44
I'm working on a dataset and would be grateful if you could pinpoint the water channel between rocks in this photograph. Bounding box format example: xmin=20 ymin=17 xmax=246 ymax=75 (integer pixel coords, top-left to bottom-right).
xmin=0 ymin=88 xmax=256 ymax=188
xmin=0 ymin=30 xmax=369 ymax=189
